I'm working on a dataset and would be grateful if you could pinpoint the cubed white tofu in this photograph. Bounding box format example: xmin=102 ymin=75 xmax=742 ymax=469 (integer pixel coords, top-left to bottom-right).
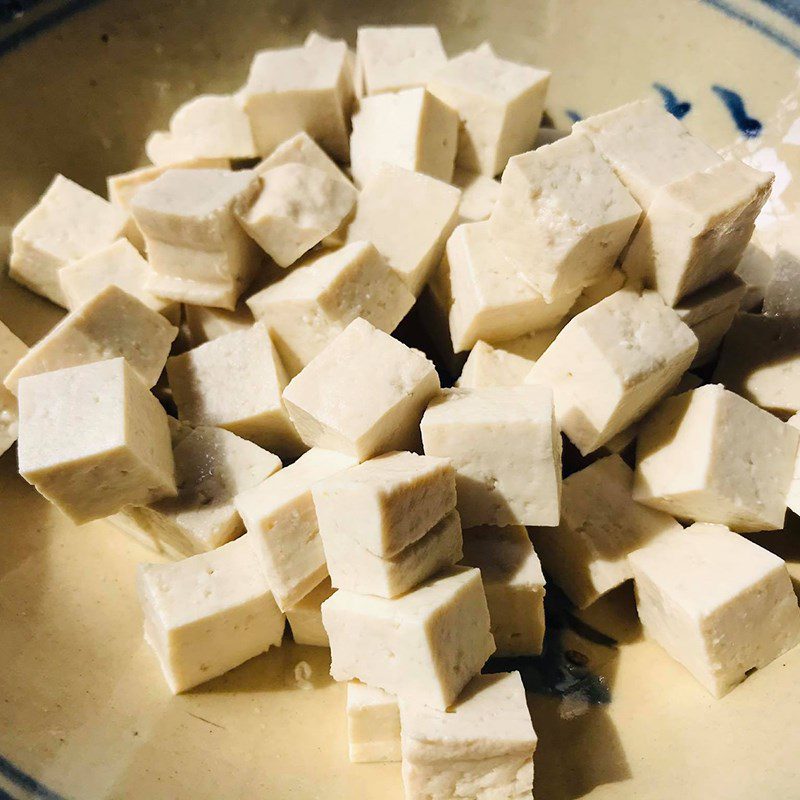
xmin=428 ymin=45 xmax=550 ymax=176
xmin=137 ymin=536 xmax=286 ymax=693
xmin=400 ymin=671 xmax=537 ymax=800
xmin=446 ymin=221 xmax=578 ymax=352
xmin=763 ymin=245 xmax=800 ymax=318
xmin=238 ymin=164 xmax=357 ymax=268
xmin=145 ymin=94 xmax=257 ymax=164
xmin=786 ymin=413 xmax=800 ymax=516
xmin=0 ymin=321 xmax=28 ymax=458
xmin=713 ymin=313 xmax=800 ymax=418
xmin=183 ymin=302 xmax=254 ymax=347
xmin=254 ymin=131 xmax=351 ymax=186
xmin=489 ymin=134 xmax=642 ymax=301
xmin=241 ymin=41 xmax=354 ymax=161
xmin=313 ymin=450 xmax=456 ymax=558
xmin=526 ymin=289 xmax=698 ymax=455
xmin=689 ymin=304 xmax=739 ymax=368
xmin=633 ymin=384 xmax=799 ymax=532
xmin=17 ymin=358 xmax=176 ymax=523
xmin=286 ymin=577 xmax=335 ymax=647
xmin=350 ymin=88 xmax=458 ymax=186
xmin=304 ymin=30 xmax=356 ymax=97
xmin=461 ymin=526 xmax=546 ymax=656
xmin=345 ymin=164 xmax=461 ymax=295
xmin=531 ymin=454 xmax=683 ymax=609
xmin=5 ymin=285 xmax=177 ymax=394
xmin=670 ymin=275 xmax=747 ymax=328
xmin=355 ymin=26 xmax=446 ymax=96
xmin=322 ymin=565 xmax=495 ymax=709
xmin=283 ymin=318 xmax=440 ymax=461
xmin=630 ymin=523 xmax=800 ymax=697
xmin=452 ymin=167 xmax=500 ymax=222
xmin=247 ymin=241 xmax=414 ymax=376
xmin=735 ymin=236 xmax=775 ymax=310
xmin=569 ymin=268 xmax=626 ymax=317
xmin=10 ymin=175 xmax=129 ymax=306
xmin=421 ymin=386 xmax=561 ymax=527
xmin=167 ymin=322 xmax=303 ymax=459
xmin=347 ymin=681 xmax=401 ymax=763
xmin=235 ymin=447 xmax=356 ymax=611
xmin=131 ymin=168 xmax=262 ymax=310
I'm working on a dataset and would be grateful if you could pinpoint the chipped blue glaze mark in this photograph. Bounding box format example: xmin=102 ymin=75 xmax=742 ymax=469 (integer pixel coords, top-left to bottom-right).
xmin=652 ymin=82 xmax=692 ymax=119
xmin=711 ymin=85 xmax=763 ymax=137
xmin=565 ymin=109 xmax=582 ymax=124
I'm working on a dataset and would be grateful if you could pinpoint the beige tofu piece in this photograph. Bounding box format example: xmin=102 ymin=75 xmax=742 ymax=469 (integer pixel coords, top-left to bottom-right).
xmin=0 ymin=321 xmax=28 ymax=457
xmin=167 ymin=322 xmax=303 ymax=459
xmin=763 ymin=245 xmax=800 ymax=318
xmin=689 ymin=305 xmax=739 ymax=369
xmin=622 ymin=159 xmax=772 ymax=306
xmin=532 ymin=454 xmax=683 ymax=609
xmin=634 ymin=384 xmax=799 ymax=532
xmin=322 ymin=565 xmax=495 ymax=709
xmin=283 ymin=318 xmax=440 ymax=460
xmin=313 ymin=450 xmax=457 ymax=558
xmin=304 ymin=30 xmax=356 ymax=95
xmin=17 ymin=358 xmax=176 ymax=523
xmin=421 ymin=386 xmax=561 ymax=527
xmin=286 ymin=577 xmax=335 ymax=647
xmin=247 ymin=241 xmax=414 ymax=376
xmin=235 ymin=447 xmax=356 ymax=611
xmin=238 ymin=164 xmax=357 ymax=268
xmin=526 ymin=289 xmax=698 ymax=455
xmin=489 ymin=134 xmax=642 ymax=301
xmin=115 ymin=426 xmax=280 ymax=557
xmin=355 ymin=26 xmax=446 ymax=95
xmin=786 ymin=413 xmax=800 ymax=516
xmin=630 ymin=523 xmax=800 ymax=697
xmin=58 ymin=239 xmax=179 ymax=323
xmin=350 ymin=88 xmax=458 ymax=186
xmin=713 ymin=313 xmax=800 ymax=418
xmin=569 ymin=268 xmax=627 ymax=317
xmin=400 ymin=671 xmax=537 ymax=800
xmin=452 ymin=168 xmax=500 ymax=222
xmin=241 ymin=41 xmax=354 ymax=161
xmin=347 ymin=681 xmax=401 ymax=763
xmin=428 ymin=45 xmax=550 ymax=176
xmin=671 ymin=274 xmax=747 ymax=328
xmin=447 ymin=221 xmax=579 ymax=352
xmin=254 ymin=131 xmax=350 ymax=186
xmin=345 ymin=164 xmax=461 ymax=295
xmin=131 ymin=168 xmax=262 ymax=310
xmin=183 ymin=302 xmax=254 ymax=347
xmin=137 ymin=536 xmax=285 ymax=694
xmin=735 ymin=236 xmax=775 ymax=311
xmin=461 ymin=525 xmax=546 ymax=656
xmin=5 ymin=286 xmax=177 ymax=394
xmin=10 ymin=175 xmax=129 ymax=307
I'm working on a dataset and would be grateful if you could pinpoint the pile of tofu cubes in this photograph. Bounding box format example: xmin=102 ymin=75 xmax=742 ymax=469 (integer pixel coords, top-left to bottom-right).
xmin=2 ymin=22 xmax=800 ymax=799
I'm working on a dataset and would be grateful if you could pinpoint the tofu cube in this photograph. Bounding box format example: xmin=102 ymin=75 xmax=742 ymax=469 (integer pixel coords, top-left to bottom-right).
xmin=131 ymin=168 xmax=261 ymax=310
xmin=286 ymin=577 xmax=335 ymax=647
xmin=428 ymin=45 xmax=550 ymax=176
xmin=238 ymin=164 xmax=357 ymax=268
xmin=347 ymin=681 xmax=401 ymax=763
xmin=350 ymin=88 xmax=458 ymax=186
xmin=283 ymin=318 xmax=440 ymax=460
xmin=461 ymin=525 xmax=546 ymax=656
xmin=735 ymin=236 xmax=775 ymax=311
xmin=446 ymin=220 xmax=578 ymax=352
xmin=630 ymin=523 xmax=800 ymax=697
xmin=569 ymin=268 xmax=627 ymax=317
xmin=786 ymin=413 xmax=800 ymax=516
xmin=345 ymin=164 xmax=461 ymax=295
xmin=526 ymin=289 xmax=698 ymax=455
xmin=137 ymin=536 xmax=286 ymax=693
xmin=531 ymin=454 xmax=682 ymax=609
xmin=235 ymin=447 xmax=357 ymax=611
xmin=241 ymin=41 xmax=354 ymax=161
xmin=313 ymin=450 xmax=457 ymax=557
xmin=322 ymin=565 xmax=495 ymax=709
xmin=5 ymin=285 xmax=177 ymax=394
xmin=10 ymin=175 xmax=129 ymax=307
xmin=452 ymin=167 xmax=500 ymax=222
xmin=0 ymin=321 xmax=28 ymax=458
xmin=247 ymin=241 xmax=414 ymax=376
xmin=184 ymin=302 xmax=254 ymax=347
xmin=763 ymin=245 xmax=800 ymax=319
xmin=167 ymin=322 xmax=303 ymax=459
xmin=489 ymin=134 xmax=642 ymax=301
xmin=17 ymin=358 xmax=176 ymax=523
xmin=689 ymin=305 xmax=739 ymax=368
xmin=634 ymin=384 xmax=799 ymax=531
xmin=400 ymin=671 xmax=537 ymax=800
xmin=254 ymin=131 xmax=351 ymax=186
xmin=421 ymin=386 xmax=561 ymax=527
xmin=713 ymin=313 xmax=800 ymax=418
xmin=355 ymin=26 xmax=446 ymax=95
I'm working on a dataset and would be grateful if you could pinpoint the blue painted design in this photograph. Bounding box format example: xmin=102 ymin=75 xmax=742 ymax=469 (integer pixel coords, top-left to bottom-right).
xmin=712 ymin=85 xmax=763 ymax=137
xmin=565 ymin=109 xmax=582 ymax=124
xmin=652 ymin=82 xmax=692 ymax=119
xmin=757 ymin=0 xmax=800 ymax=28
xmin=0 ymin=753 xmax=67 ymax=800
